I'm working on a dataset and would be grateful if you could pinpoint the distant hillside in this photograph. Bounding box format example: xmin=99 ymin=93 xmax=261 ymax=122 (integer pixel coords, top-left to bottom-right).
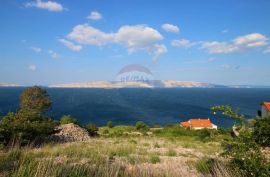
xmin=49 ymin=80 xmax=226 ymax=88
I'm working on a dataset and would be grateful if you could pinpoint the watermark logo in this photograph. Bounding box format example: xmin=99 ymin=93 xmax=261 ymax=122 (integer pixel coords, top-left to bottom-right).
xmin=116 ymin=64 xmax=153 ymax=82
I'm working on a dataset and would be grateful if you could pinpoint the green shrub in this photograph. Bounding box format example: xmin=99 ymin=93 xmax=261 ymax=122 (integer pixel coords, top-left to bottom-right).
xmin=60 ymin=115 xmax=79 ymax=125
xmin=223 ymin=130 xmax=270 ymax=177
xmin=253 ymin=117 xmax=270 ymax=146
xmin=149 ymin=155 xmax=160 ymax=164
xmin=84 ymin=123 xmax=99 ymax=136
xmin=107 ymin=121 xmax=113 ymax=128
xmin=135 ymin=121 xmax=149 ymax=131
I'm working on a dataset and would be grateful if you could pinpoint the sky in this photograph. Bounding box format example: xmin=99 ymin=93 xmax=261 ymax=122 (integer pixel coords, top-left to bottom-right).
xmin=0 ymin=0 xmax=270 ymax=86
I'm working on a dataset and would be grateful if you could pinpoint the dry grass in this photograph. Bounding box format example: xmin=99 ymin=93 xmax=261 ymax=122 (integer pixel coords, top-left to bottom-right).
xmin=0 ymin=135 xmax=231 ymax=177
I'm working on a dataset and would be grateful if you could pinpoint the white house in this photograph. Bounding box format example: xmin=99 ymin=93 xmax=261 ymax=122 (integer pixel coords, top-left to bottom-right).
xmin=180 ymin=118 xmax=218 ymax=130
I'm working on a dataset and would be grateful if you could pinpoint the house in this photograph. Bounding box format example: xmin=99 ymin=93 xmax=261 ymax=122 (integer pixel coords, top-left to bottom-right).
xmin=259 ymin=102 xmax=270 ymax=118
xmin=180 ymin=118 xmax=217 ymax=130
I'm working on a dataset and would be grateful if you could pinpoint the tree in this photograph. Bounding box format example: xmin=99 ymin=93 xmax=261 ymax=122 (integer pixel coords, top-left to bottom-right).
xmin=0 ymin=86 xmax=55 ymax=146
xmin=211 ymin=105 xmax=246 ymax=127
xmin=19 ymin=86 xmax=51 ymax=116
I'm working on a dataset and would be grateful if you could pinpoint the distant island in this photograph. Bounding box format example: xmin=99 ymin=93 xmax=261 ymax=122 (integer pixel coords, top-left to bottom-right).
xmin=48 ymin=80 xmax=226 ymax=88
xmin=0 ymin=83 xmax=19 ymax=87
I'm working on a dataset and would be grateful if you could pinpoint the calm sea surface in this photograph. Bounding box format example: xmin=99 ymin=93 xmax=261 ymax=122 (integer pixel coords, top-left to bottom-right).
xmin=0 ymin=87 xmax=270 ymax=128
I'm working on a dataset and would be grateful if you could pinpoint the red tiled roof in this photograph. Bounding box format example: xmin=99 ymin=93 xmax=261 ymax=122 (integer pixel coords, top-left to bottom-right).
xmin=190 ymin=119 xmax=212 ymax=128
xmin=180 ymin=121 xmax=190 ymax=128
xmin=180 ymin=119 xmax=213 ymax=128
xmin=262 ymin=102 xmax=270 ymax=111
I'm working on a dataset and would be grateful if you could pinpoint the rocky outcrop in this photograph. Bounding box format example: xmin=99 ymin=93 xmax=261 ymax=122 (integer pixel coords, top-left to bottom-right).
xmin=49 ymin=123 xmax=90 ymax=143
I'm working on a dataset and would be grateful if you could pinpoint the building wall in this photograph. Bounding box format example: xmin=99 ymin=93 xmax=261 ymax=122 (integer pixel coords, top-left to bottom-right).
xmin=262 ymin=106 xmax=269 ymax=118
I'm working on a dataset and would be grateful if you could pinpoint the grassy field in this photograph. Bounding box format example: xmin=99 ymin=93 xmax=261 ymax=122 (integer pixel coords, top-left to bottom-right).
xmin=0 ymin=126 xmax=235 ymax=177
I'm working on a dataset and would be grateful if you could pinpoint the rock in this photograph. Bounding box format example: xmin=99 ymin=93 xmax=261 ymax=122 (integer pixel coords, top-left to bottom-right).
xmin=49 ymin=123 xmax=90 ymax=143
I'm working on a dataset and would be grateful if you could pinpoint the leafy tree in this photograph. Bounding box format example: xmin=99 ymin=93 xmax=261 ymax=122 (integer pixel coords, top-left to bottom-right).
xmin=84 ymin=123 xmax=98 ymax=136
xmin=19 ymin=86 xmax=51 ymax=115
xmin=211 ymin=105 xmax=245 ymax=127
xmin=107 ymin=121 xmax=113 ymax=128
xmin=0 ymin=86 xmax=56 ymax=146
xmin=253 ymin=117 xmax=270 ymax=146
xmin=60 ymin=115 xmax=79 ymax=125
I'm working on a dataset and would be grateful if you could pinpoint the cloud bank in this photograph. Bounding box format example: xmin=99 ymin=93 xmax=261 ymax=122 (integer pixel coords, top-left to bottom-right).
xmin=65 ymin=24 xmax=167 ymax=60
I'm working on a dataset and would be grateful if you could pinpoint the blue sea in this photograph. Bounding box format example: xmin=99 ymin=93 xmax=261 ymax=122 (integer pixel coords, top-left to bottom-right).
xmin=0 ymin=87 xmax=270 ymax=128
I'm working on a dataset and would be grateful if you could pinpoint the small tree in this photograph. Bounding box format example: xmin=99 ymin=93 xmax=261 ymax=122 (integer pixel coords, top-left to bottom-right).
xmin=107 ymin=121 xmax=113 ymax=128
xmin=60 ymin=115 xmax=79 ymax=125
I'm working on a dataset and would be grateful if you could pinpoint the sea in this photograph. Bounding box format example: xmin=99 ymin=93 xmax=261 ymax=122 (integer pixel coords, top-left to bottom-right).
xmin=0 ymin=87 xmax=270 ymax=128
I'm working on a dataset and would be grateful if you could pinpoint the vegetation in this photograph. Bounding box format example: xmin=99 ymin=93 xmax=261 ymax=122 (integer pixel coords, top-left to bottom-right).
xmin=84 ymin=123 xmax=99 ymax=136
xmin=135 ymin=121 xmax=149 ymax=131
xmin=0 ymin=88 xmax=270 ymax=177
xmin=60 ymin=115 xmax=79 ymax=125
xmin=0 ymin=86 xmax=56 ymax=146
xmin=107 ymin=120 xmax=114 ymax=128
xmin=253 ymin=117 xmax=270 ymax=146
xmin=211 ymin=105 xmax=246 ymax=126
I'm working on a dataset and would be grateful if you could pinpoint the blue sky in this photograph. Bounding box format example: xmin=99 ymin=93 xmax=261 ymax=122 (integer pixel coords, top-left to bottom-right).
xmin=0 ymin=0 xmax=270 ymax=86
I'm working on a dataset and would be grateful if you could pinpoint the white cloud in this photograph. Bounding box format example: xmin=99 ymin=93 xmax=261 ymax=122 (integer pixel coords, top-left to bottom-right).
xmin=171 ymin=39 xmax=197 ymax=48
xmin=161 ymin=23 xmax=180 ymax=33
xmin=201 ymin=41 xmax=239 ymax=54
xmin=233 ymin=33 xmax=268 ymax=47
xmin=264 ymin=47 xmax=270 ymax=54
xmin=67 ymin=24 xmax=114 ymax=46
xmin=48 ymin=50 xmax=60 ymax=59
xmin=115 ymin=25 xmax=164 ymax=53
xmin=58 ymin=39 xmax=82 ymax=51
xmin=25 ymin=0 xmax=64 ymax=12
xmin=28 ymin=64 xmax=37 ymax=71
xmin=87 ymin=11 xmax=102 ymax=20
xmin=202 ymin=33 xmax=268 ymax=54
xmin=30 ymin=47 xmax=42 ymax=52
xmin=67 ymin=24 xmax=167 ymax=60
xmin=152 ymin=44 xmax=167 ymax=61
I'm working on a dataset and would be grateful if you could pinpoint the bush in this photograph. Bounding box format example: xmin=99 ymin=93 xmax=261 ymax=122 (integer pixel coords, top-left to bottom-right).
xmin=149 ymin=155 xmax=160 ymax=164
xmin=107 ymin=121 xmax=113 ymax=128
xmin=135 ymin=121 xmax=149 ymax=131
xmin=60 ymin=115 xmax=79 ymax=125
xmin=253 ymin=117 xmax=270 ymax=146
xmin=84 ymin=123 xmax=99 ymax=136
xmin=222 ymin=130 xmax=270 ymax=177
